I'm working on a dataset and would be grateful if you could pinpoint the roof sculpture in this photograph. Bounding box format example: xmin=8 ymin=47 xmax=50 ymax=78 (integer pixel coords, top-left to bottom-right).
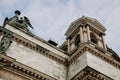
xmin=4 ymin=10 xmax=33 ymax=32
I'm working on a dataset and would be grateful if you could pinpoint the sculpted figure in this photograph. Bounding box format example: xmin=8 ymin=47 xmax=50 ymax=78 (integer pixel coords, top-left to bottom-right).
xmin=23 ymin=16 xmax=34 ymax=29
xmin=0 ymin=34 xmax=12 ymax=54
xmin=4 ymin=10 xmax=34 ymax=32
xmin=19 ymin=17 xmax=34 ymax=31
xmin=9 ymin=10 xmax=21 ymax=26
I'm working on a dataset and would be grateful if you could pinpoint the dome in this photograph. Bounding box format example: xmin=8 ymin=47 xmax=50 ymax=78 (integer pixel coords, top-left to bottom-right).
xmin=65 ymin=16 xmax=106 ymax=37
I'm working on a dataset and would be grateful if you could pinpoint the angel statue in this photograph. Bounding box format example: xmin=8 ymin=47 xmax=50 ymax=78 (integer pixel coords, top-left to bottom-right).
xmin=19 ymin=16 xmax=34 ymax=31
xmin=3 ymin=10 xmax=21 ymax=26
xmin=3 ymin=10 xmax=34 ymax=32
xmin=24 ymin=16 xmax=34 ymax=29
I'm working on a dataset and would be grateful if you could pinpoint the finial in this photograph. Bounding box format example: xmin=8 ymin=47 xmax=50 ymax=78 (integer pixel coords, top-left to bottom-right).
xmin=15 ymin=10 xmax=21 ymax=15
xmin=81 ymin=15 xmax=85 ymax=19
xmin=82 ymin=15 xmax=85 ymax=17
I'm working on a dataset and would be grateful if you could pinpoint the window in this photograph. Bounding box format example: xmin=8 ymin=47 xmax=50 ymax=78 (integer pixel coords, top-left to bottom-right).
xmin=75 ymin=34 xmax=80 ymax=46
xmin=90 ymin=33 xmax=97 ymax=44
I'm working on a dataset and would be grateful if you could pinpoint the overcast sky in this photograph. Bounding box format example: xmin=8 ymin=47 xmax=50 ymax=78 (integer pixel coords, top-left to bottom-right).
xmin=0 ymin=0 xmax=120 ymax=56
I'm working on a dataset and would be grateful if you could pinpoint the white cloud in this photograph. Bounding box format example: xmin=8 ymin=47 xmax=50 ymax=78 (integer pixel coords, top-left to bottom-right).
xmin=0 ymin=14 xmax=4 ymax=26
xmin=1 ymin=0 xmax=26 ymax=8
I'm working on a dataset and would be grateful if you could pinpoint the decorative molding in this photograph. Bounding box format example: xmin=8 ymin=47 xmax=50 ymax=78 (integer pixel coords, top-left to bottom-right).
xmin=72 ymin=66 xmax=113 ymax=80
xmin=0 ymin=27 xmax=119 ymax=68
xmin=0 ymin=54 xmax=56 ymax=80
xmin=0 ymin=27 xmax=66 ymax=66
xmin=69 ymin=44 xmax=120 ymax=69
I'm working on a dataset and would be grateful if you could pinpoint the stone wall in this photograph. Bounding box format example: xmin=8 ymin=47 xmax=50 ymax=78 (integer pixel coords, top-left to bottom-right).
xmin=4 ymin=24 xmax=68 ymax=59
xmin=6 ymin=41 xmax=66 ymax=80
xmin=68 ymin=51 xmax=120 ymax=80
xmin=68 ymin=52 xmax=87 ymax=80
xmin=87 ymin=51 xmax=120 ymax=80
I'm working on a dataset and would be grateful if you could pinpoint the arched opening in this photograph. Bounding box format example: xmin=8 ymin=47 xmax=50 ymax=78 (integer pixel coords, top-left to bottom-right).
xmin=90 ymin=33 xmax=97 ymax=44
xmin=75 ymin=34 xmax=80 ymax=46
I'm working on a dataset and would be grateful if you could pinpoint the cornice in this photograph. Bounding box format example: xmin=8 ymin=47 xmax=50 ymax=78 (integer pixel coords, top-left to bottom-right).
xmin=0 ymin=27 xmax=67 ymax=66
xmin=0 ymin=54 xmax=56 ymax=80
xmin=5 ymin=23 xmax=65 ymax=53
xmin=68 ymin=43 xmax=120 ymax=69
xmin=72 ymin=66 xmax=113 ymax=80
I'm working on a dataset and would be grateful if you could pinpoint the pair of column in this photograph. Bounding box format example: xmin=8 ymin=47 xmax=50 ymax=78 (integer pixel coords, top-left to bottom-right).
xmin=86 ymin=26 xmax=107 ymax=50
xmin=67 ymin=26 xmax=107 ymax=53
xmin=67 ymin=26 xmax=88 ymax=53
xmin=80 ymin=25 xmax=90 ymax=42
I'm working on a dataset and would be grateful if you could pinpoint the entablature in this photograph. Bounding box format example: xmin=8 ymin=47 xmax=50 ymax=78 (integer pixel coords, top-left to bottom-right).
xmin=72 ymin=66 xmax=113 ymax=80
xmin=0 ymin=26 xmax=68 ymax=66
xmin=68 ymin=42 xmax=120 ymax=69
xmin=0 ymin=54 xmax=56 ymax=80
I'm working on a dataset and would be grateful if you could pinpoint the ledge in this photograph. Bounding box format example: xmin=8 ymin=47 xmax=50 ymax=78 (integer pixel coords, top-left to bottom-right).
xmin=68 ymin=43 xmax=120 ymax=69
xmin=0 ymin=26 xmax=68 ymax=66
xmin=0 ymin=54 xmax=56 ymax=80
xmin=72 ymin=66 xmax=113 ymax=80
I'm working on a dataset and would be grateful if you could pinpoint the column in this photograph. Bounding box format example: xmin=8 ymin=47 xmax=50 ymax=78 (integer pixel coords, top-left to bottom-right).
xmin=102 ymin=35 xmax=107 ymax=50
xmin=80 ymin=27 xmax=83 ymax=42
xmin=86 ymin=26 xmax=90 ymax=41
xmin=67 ymin=38 xmax=71 ymax=53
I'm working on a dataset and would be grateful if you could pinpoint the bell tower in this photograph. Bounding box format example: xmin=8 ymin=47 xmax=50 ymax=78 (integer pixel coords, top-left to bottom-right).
xmin=65 ymin=16 xmax=107 ymax=54
xmin=63 ymin=16 xmax=120 ymax=80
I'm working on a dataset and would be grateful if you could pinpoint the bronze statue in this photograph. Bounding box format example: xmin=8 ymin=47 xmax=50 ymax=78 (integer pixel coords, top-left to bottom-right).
xmin=10 ymin=10 xmax=21 ymax=21
xmin=18 ymin=16 xmax=34 ymax=31
xmin=24 ymin=16 xmax=34 ymax=29
xmin=4 ymin=10 xmax=33 ymax=32
xmin=8 ymin=10 xmax=21 ymax=26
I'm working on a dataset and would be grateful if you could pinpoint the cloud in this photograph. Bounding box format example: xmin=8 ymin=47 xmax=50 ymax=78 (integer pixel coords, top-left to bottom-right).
xmin=0 ymin=14 xmax=3 ymax=26
xmin=1 ymin=0 xmax=27 ymax=8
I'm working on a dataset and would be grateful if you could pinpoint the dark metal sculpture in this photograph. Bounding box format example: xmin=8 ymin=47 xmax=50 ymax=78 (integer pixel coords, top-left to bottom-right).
xmin=9 ymin=10 xmax=21 ymax=25
xmin=0 ymin=34 xmax=12 ymax=54
xmin=24 ymin=16 xmax=34 ymax=29
xmin=4 ymin=10 xmax=33 ymax=32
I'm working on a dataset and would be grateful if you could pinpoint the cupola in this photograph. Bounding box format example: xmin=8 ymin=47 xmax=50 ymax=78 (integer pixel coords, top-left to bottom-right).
xmin=65 ymin=16 xmax=107 ymax=53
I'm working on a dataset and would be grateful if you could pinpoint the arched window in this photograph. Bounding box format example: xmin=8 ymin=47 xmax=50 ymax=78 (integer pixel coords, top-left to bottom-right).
xmin=75 ymin=34 xmax=80 ymax=46
xmin=90 ymin=33 xmax=97 ymax=44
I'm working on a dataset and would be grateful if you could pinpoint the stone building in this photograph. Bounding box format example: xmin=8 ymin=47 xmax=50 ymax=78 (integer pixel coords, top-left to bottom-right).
xmin=0 ymin=10 xmax=120 ymax=80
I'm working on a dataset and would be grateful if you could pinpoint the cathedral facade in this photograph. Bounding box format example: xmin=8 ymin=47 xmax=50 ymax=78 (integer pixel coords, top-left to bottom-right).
xmin=0 ymin=10 xmax=120 ymax=80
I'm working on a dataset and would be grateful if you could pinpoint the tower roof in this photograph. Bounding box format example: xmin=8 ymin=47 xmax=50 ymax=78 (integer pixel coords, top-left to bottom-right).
xmin=65 ymin=16 xmax=106 ymax=37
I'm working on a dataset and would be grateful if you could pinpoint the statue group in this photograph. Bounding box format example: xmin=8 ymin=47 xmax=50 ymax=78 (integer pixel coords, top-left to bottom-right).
xmin=4 ymin=10 xmax=33 ymax=31
xmin=0 ymin=10 xmax=34 ymax=54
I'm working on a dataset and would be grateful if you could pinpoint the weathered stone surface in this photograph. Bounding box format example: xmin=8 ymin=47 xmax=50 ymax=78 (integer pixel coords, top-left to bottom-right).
xmin=68 ymin=52 xmax=87 ymax=80
xmin=87 ymin=52 xmax=120 ymax=80
xmin=7 ymin=41 xmax=66 ymax=80
xmin=68 ymin=51 xmax=120 ymax=80
xmin=5 ymin=24 xmax=68 ymax=59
